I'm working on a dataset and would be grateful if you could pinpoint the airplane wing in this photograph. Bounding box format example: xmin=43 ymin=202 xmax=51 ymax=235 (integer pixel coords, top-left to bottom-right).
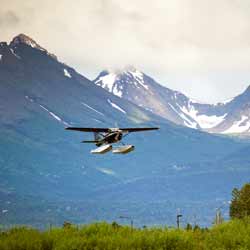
xmin=65 ymin=127 xmax=159 ymax=133
xmin=65 ymin=127 xmax=110 ymax=132
xmin=119 ymin=127 xmax=159 ymax=132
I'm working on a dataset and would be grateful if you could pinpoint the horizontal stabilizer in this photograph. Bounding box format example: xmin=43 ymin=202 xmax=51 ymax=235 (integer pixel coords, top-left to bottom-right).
xmin=82 ymin=140 xmax=98 ymax=143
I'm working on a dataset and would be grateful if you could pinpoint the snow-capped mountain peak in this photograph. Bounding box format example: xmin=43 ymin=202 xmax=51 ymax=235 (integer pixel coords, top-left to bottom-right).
xmin=94 ymin=66 xmax=149 ymax=98
xmin=94 ymin=67 xmax=202 ymax=128
xmin=95 ymin=70 xmax=119 ymax=96
xmin=94 ymin=67 xmax=250 ymax=135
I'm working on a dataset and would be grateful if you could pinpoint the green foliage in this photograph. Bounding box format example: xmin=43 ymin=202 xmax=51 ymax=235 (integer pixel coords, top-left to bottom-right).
xmin=62 ymin=221 xmax=72 ymax=229
xmin=186 ymin=223 xmax=193 ymax=231
xmin=230 ymin=183 xmax=250 ymax=219
xmin=205 ymin=218 xmax=250 ymax=250
xmin=1 ymin=220 xmax=250 ymax=250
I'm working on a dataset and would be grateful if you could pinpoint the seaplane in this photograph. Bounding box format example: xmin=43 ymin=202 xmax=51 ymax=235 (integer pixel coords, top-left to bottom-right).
xmin=66 ymin=126 xmax=159 ymax=154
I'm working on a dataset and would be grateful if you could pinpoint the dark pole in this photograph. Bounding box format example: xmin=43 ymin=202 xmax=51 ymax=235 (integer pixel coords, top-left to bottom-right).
xmin=177 ymin=214 xmax=182 ymax=229
xmin=119 ymin=216 xmax=133 ymax=230
xmin=194 ymin=214 xmax=197 ymax=227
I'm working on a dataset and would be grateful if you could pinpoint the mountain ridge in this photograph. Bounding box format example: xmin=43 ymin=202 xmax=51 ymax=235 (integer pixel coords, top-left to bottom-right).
xmin=94 ymin=67 xmax=250 ymax=135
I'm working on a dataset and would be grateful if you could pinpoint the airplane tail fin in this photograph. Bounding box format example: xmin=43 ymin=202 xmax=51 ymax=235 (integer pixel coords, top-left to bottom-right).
xmin=94 ymin=132 xmax=103 ymax=141
xmin=82 ymin=132 xmax=105 ymax=145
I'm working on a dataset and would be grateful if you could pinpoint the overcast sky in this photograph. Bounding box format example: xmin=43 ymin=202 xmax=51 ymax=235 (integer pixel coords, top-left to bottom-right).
xmin=1 ymin=0 xmax=250 ymax=103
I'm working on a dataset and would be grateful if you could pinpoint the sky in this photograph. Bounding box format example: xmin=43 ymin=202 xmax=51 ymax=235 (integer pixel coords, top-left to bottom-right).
xmin=1 ymin=0 xmax=250 ymax=103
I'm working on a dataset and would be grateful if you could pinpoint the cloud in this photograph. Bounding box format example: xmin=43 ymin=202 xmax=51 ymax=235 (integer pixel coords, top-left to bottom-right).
xmin=1 ymin=0 xmax=250 ymax=102
xmin=0 ymin=11 xmax=20 ymax=27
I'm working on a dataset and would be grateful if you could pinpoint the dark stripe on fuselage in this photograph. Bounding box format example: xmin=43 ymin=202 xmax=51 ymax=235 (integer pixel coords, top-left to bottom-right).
xmin=105 ymin=132 xmax=122 ymax=143
xmin=97 ymin=132 xmax=122 ymax=146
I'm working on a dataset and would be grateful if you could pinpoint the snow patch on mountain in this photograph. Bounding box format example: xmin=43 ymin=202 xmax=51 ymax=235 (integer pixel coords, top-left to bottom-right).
xmin=107 ymin=99 xmax=126 ymax=114
xmin=129 ymin=69 xmax=149 ymax=90
xmin=180 ymin=113 xmax=197 ymax=129
xmin=39 ymin=104 xmax=70 ymax=126
xmin=168 ymin=103 xmax=179 ymax=115
xmin=10 ymin=48 xmax=20 ymax=59
xmin=222 ymin=116 xmax=250 ymax=134
xmin=168 ymin=103 xmax=197 ymax=129
xmin=25 ymin=95 xmax=34 ymax=102
xmin=113 ymin=84 xmax=123 ymax=97
xmin=94 ymin=68 xmax=149 ymax=98
xmin=95 ymin=73 xmax=121 ymax=96
xmin=196 ymin=114 xmax=227 ymax=129
xmin=63 ymin=69 xmax=71 ymax=78
xmin=24 ymin=39 xmax=44 ymax=51
xmin=92 ymin=118 xmax=102 ymax=123
xmin=26 ymin=94 xmax=74 ymax=126
xmin=0 ymin=54 xmax=2 ymax=61
xmin=81 ymin=102 xmax=104 ymax=116
xmin=180 ymin=103 xmax=227 ymax=129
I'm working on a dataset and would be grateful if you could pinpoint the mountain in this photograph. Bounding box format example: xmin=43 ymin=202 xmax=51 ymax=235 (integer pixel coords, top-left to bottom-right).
xmin=1 ymin=34 xmax=250 ymax=227
xmin=208 ymin=86 xmax=250 ymax=134
xmin=94 ymin=66 xmax=198 ymax=128
xmin=0 ymin=34 xmax=162 ymax=198
xmin=94 ymin=67 xmax=250 ymax=134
